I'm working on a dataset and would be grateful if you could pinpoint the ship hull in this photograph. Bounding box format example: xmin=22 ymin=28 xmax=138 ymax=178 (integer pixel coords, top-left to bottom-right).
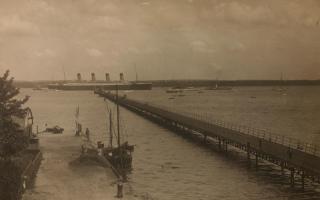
xmin=48 ymin=82 xmax=152 ymax=90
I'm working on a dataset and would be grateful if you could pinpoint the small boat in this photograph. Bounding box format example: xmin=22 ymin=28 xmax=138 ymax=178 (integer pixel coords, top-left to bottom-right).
xmin=206 ymin=85 xmax=232 ymax=90
xmin=166 ymin=88 xmax=183 ymax=93
xmin=206 ymin=78 xmax=232 ymax=90
xmin=45 ymin=126 xmax=64 ymax=134
xmin=272 ymin=72 xmax=287 ymax=93
xmin=32 ymin=86 xmax=43 ymax=91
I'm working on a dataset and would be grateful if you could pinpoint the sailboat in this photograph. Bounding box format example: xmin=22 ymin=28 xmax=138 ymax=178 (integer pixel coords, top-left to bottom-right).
xmin=272 ymin=72 xmax=287 ymax=93
xmin=75 ymin=105 xmax=82 ymax=136
xmin=102 ymin=86 xmax=134 ymax=177
xmin=206 ymin=78 xmax=232 ymax=90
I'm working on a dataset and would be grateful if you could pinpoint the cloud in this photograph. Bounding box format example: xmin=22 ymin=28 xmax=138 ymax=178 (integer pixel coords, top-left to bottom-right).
xmin=211 ymin=1 xmax=320 ymax=27
xmin=213 ymin=2 xmax=275 ymax=25
xmin=92 ymin=16 xmax=123 ymax=30
xmin=87 ymin=48 xmax=103 ymax=57
xmin=190 ymin=40 xmax=211 ymax=52
xmin=34 ymin=49 xmax=56 ymax=57
xmin=0 ymin=15 xmax=39 ymax=36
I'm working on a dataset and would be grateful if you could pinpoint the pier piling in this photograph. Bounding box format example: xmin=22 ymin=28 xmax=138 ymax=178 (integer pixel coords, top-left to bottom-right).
xmin=290 ymin=168 xmax=295 ymax=188
xmin=247 ymin=142 xmax=251 ymax=162
xmin=301 ymin=170 xmax=305 ymax=190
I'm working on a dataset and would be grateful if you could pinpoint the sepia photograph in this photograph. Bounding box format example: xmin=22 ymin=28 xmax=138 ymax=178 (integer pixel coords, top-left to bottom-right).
xmin=0 ymin=0 xmax=320 ymax=199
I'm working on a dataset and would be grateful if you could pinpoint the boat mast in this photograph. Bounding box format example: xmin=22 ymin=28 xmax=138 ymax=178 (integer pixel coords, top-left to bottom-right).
xmin=62 ymin=66 xmax=66 ymax=83
xmin=109 ymin=110 xmax=113 ymax=148
xmin=134 ymin=64 xmax=138 ymax=82
xmin=215 ymin=77 xmax=218 ymax=89
xmin=116 ymin=85 xmax=121 ymax=148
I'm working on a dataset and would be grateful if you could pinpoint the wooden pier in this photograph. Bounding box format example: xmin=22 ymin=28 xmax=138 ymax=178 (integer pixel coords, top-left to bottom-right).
xmin=95 ymin=90 xmax=320 ymax=189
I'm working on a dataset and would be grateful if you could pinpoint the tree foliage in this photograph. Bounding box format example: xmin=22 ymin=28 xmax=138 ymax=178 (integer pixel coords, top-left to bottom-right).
xmin=0 ymin=70 xmax=29 ymax=159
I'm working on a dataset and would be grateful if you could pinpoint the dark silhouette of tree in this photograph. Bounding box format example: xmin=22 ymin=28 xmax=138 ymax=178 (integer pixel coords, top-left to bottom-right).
xmin=0 ymin=70 xmax=29 ymax=159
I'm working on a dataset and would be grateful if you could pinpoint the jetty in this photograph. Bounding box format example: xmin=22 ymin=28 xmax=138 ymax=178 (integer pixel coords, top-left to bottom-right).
xmin=95 ymin=90 xmax=320 ymax=190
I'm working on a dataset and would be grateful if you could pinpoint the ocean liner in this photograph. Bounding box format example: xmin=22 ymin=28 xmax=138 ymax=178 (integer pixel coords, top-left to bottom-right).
xmin=47 ymin=73 xmax=152 ymax=90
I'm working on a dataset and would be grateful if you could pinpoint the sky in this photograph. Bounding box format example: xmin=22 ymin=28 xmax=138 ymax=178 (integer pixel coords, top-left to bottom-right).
xmin=0 ymin=0 xmax=320 ymax=81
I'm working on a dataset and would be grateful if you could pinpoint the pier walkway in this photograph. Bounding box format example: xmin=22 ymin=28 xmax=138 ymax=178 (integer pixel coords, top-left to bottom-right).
xmin=96 ymin=90 xmax=320 ymax=189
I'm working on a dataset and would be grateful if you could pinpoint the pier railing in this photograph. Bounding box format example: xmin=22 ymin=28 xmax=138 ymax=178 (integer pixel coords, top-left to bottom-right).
xmin=143 ymin=101 xmax=320 ymax=158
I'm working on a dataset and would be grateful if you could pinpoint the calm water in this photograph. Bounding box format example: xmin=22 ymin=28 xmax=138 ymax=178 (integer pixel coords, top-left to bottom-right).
xmin=21 ymin=86 xmax=320 ymax=200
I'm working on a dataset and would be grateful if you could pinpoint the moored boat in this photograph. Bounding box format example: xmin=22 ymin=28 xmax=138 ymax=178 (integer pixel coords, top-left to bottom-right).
xmin=102 ymin=86 xmax=134 ymax=177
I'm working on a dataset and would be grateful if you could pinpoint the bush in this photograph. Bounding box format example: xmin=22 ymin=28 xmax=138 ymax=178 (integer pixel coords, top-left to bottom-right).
xmin=0 ymin=160 xmax=23 ymax=200
xmin=0 ymin=70 xmax=29 ymax=159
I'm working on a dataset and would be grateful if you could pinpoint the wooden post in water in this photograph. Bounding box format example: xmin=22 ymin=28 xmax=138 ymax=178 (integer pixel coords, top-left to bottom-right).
xmin=225 ymin=140 xmax=228 ymax=152
xmin=117 ymin=182 xmax=123 ymax=198
xmin=290 ymin=168 xmax=295 ymax=188
xmin=301 ymin=170 xmax=305 ymax=190
xmin=281 ymin=161 xmax=285 ymax=176
xmin=218 ymin=137 xmax=222 ymax=150
xmin=255 ymin=153 xmax=259 ymax=169
xmin=247 ymin=142 xmax=251 ymax=162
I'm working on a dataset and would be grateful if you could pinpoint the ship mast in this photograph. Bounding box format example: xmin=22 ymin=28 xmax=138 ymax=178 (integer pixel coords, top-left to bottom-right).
xmin=62 ymin=66 xmax=66 ymax=83
xmin=134 ymin=64 xmax=138 ymax=82
xmin=109 ymin=110 xmax=113 ymax=148
xmin=116 ymin=85 xmax=121 ymax=148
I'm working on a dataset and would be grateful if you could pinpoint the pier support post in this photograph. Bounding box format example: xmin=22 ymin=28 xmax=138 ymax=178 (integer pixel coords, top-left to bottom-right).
xmin=301 ymin=170 xmax=305 ymax=190
xmin=247 ymin=142 xmax=251 ymax=162
xmin=218 ymin=137 xmax=222 ymax=151
xmin=203 ymin=135 xmax=207 ymax=144
xmin=280 ymin=161 xmax=285 ymax=176
xmin=290 ymin=168 xmax=295 ymax=188
xmin=255 ymin=153 xmax=259 ymax=169
xmin=225 ymin=140 xmax=228 ymax=152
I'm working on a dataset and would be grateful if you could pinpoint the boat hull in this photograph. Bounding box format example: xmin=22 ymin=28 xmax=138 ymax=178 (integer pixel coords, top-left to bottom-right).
xmin=48 ymin=82 xmax=152 ymax=91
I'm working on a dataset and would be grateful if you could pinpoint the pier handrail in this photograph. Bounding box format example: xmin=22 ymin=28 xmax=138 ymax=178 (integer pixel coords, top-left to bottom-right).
xmin=129 ymin=99 xmax=320 ymax=158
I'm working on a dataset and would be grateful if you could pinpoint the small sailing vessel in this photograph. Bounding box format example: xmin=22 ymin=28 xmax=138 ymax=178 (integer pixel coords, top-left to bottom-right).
xmin=102 ymin=87 xmax=134 ymax=176
xmin=206 ymin=78 xmax=232 ymax=90
xmin=32 ymin=86 xmax=43 ymax=91
xmin=272 ymin=72 xmax=287 ymax=93
xmin=75 ymin=105 xmax=82 ymax=136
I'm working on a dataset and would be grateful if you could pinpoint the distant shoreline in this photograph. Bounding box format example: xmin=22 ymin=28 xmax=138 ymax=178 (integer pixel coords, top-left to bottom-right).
xmin=14 ymin=79 xmax=320 ymax=88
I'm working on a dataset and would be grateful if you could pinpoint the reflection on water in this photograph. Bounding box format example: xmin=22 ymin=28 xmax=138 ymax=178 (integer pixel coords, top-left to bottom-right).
xmin=21 ymin=87 xmax=320 ymax=200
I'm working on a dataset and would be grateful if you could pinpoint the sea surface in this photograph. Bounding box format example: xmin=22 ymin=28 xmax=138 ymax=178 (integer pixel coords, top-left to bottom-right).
xmin=21 ymin=86 xmax=320 ymax=200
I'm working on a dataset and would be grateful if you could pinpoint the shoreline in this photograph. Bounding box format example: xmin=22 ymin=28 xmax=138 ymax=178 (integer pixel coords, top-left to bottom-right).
xmin=22 ymin=133 xmax=121 ymax=200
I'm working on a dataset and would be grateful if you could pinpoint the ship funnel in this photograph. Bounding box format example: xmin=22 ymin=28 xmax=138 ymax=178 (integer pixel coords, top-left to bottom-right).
xmin=91 ymin=73 xmax=96 ymax=81
xmin=105 ymin=73 xmax=110 ymax=81
xmin=77 ymin=73 xmax=82 ymax=81
xmin=120 ymin=73 xmax=124 ymax=81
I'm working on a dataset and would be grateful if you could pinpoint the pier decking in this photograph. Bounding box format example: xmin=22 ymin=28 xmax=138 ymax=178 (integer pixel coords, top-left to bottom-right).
xmin=95 ymin=90 xmax=320 ymax=189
